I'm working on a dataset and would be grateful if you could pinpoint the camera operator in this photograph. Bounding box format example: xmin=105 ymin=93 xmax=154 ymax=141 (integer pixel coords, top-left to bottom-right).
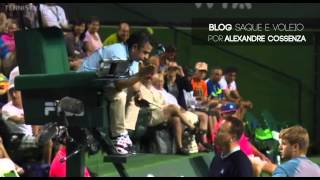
xmin=78 ymin=31 xmax=154 ymax=155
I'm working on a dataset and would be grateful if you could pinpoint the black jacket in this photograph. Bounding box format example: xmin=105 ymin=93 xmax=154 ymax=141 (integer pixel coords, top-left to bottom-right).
xmin=164 ymin=75 xmax=193 ymax=110
xmin=208 ymin=150 xmax=253 ymax=177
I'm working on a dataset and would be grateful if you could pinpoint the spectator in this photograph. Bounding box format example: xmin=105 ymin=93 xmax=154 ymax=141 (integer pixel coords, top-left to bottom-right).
xmin=253 ymin=126 xmax=320 ymax=177
xmin=219 ymin=67 xmax=253 ymax=120
xmin=138 ymin=73 xmax=198 ymax=155
xmin=153 ymin=72 xmax=211 ymax=152
xmin=1 ymin=67 xmax=53 ymax=164
xmin=39 ymin=3 xmax=69 ymax=29
xmin=103 ymin=22 xmax=130 ymax=46
xmin=64 ymin=19 xmax=86 ymax=70
xmin=207 ymin=67 xmax=224 ymax=101
xmin=191 ymin=62 xmax=208 ymax=100
xmin=0 ymin=19 xmax=19 ymax=77
xmin=159 ymin=45 xmax=177 ymax=73
xmin=78 ymin=31 xmax=155 ymax=155
xmin=83 ymin=17 xmax=103 ymax=56
xmin=164 ymin=66 xmax=192 ymax=110
xmin=0 ymin=19 xmax=18 ymax=58
xmin=0 ymin=136 xmax=24 ymax=176
xmin=22 ymin=3 xmax=39 ymax=29
xmin=208 ymin=116 xmax=253 ymax=177
xmin=0 ymin=12 xmax=7 ymax=34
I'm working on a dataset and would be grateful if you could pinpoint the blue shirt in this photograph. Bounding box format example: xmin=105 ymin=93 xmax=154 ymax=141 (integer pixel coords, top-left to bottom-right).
xmin=273 ymin=156 xmax=320 ymax=177
xmin=207 ymin=80 xmax=224 ymax=99
xmin=78 ymin=43 xmax=140 ymax=75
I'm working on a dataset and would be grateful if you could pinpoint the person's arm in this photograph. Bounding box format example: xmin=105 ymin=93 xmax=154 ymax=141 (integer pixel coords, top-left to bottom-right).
xmin=251 ymin=143 xmax=271 ymax=162
xmin=115 ymin=65 xmax=155 ymax=91
xmin=231 ymin=89 xmax=242 ymax=100
xmin=0 ymin=138 xmax=24 ymax=174
xmin=224 ymin=89 xmax=240 ymax=104
xmin=115 ymin=75 xmax=141 ymax=91
xmin=7 ymin=116 xmax=24 ymax=124
xmin=57 ymin=6 xmax=69 ymax=29
xmin=69 ymin=58 xmax=83 ymax=70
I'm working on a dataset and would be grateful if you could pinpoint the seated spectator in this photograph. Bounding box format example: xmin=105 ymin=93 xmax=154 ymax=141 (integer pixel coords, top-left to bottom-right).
xmin=83 ymin=17 xmax=103 ymax=56
xmin=1 ymin=67 xmax=53 ymax=164
xmin=207 ymin=67 xmax=224 ymax=102
xmin=138 ymin=73 xmax=200 ymax=155
xmin=0 ymin=19 xmax=18 ymax=59
xmin=0 ymin=136 xmax=24 ymax=176
xmin=162 ymin=67 xmax=212 ymax=150
xmin=164 ymin=67 xmax=193 ymax=110
xmin=39 ymin=3 xmax=69 ymax=29
xmin=64 ymin=19 xmax=86 ymax=70
xmin=103 ymin=22 xmax=130 ymax=46
xmin=159 ymin=45 xmax=177 ymax=73
xmin=152 ymin=73 xmax=211 ymax=151
xmin=0 ymin=12 xmax=7 ymax=34
xmin=252 ymin=126 xmax=320 ymax=177
xmin=219 ymin=67 xmax=253 ymax=120
xmin=191 ymin=62 xmax=208 ymax=101
xmin=22 ymin=3 xmax=39 ymax=29
xmin=208 ymin=116 xmax=253 ymax=177
xmin=0 ymin=19 xmax=18 ymax=77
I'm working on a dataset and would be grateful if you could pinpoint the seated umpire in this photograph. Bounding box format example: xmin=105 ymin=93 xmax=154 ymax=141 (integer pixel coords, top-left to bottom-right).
xmin=78 ymin=31 xmax=155 ymax=154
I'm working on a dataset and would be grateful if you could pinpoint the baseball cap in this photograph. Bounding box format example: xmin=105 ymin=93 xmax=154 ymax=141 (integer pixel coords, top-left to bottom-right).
xmin=195 ymin=62 xmax=208 ymax=71
xmin=0 ymin=73 xmax=9 ymax=95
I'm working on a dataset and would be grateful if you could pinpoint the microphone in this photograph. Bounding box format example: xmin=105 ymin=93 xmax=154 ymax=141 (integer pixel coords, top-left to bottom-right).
xmin=58 ymin=96 xmax=84 ymax=114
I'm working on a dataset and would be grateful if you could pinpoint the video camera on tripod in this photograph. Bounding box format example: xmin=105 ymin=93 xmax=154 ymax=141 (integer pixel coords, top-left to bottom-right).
xmin=49 ymin=97 xmax=101 ymax=163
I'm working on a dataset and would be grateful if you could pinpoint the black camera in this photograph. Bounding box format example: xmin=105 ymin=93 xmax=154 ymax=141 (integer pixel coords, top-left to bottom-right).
xmin=97 ymin=60 xmax=131 ymax=78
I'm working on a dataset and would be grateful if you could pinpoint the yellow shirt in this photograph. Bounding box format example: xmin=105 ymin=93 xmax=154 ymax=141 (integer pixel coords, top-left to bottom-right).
xmin=103 ymin=33 xmax=119 ymax=46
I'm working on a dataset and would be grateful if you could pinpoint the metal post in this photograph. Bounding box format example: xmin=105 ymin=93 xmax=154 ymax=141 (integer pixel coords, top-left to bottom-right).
xmin=66 ymin=127 xmax=86 ymax=177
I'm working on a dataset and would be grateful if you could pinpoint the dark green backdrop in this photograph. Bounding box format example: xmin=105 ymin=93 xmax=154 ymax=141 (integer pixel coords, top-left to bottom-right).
xmin=59 ymin=3 xmax=319 ymax=151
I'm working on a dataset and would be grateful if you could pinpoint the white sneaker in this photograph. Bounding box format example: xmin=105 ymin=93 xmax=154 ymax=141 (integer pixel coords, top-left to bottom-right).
xmin=113 ymin=135 xmax=130 ymax=155
xmin=123 ymin=134 xmax=133 ymax=147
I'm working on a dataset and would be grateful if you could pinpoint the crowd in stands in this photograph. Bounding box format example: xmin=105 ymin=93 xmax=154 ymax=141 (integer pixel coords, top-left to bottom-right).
xmin=0 ymin=3 xmax=319 ymax=177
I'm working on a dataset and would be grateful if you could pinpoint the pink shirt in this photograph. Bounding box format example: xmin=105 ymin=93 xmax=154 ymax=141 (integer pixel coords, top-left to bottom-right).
xmin=1 ymin=34 xmax=15 ymax=52
xmin=49 ymin=147 xmax=91 ymax=177
xmin=84 ymin=31 xmax=103 ymax=56
xmin=212 ymin=119 xmax=254 ymax=156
